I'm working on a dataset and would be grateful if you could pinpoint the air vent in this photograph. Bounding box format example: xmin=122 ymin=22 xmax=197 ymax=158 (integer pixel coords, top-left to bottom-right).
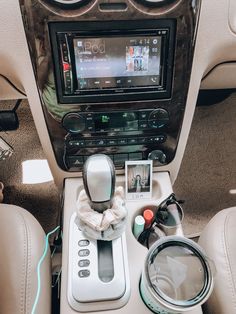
xmin=47 ymin=0 xmax=87 ymax=7
xmin=138 ymin=0 xmax=177 ymax=6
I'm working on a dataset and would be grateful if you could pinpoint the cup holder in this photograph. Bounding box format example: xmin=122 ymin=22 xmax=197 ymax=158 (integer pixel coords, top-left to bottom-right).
xmin=132 ymin=194 xmax=184 ymax=248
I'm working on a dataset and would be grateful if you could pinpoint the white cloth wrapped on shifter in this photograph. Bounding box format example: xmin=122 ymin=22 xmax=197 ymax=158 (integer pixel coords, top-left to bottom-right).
xmin=76 ymin=186 xmax=127 ymax=240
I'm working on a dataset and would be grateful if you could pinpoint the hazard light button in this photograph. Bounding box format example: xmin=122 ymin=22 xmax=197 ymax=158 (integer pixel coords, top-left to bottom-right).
xmin=66 ymin=156 xmax=84 ymax=169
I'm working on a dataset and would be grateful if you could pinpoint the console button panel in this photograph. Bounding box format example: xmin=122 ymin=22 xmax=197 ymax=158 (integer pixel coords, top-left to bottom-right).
xmin=63 ymin=109 xmax=168 ymax=171
xmin=62 ymin=109 xmax=169 ymax=134
xmin=65 ymin=134 xmax=167 ymax=170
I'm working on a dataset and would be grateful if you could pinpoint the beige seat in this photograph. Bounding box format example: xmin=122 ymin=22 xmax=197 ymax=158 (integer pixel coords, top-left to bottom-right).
xmin=199 ymin=207 xmax=236 ymax=314
xmin=0 ymin=204 xmax=51 ymax=314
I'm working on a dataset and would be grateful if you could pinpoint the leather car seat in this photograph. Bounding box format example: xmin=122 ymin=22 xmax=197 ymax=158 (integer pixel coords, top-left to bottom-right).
xmin=0 ymin=204 xmax=51 ymax=314
xmin=199 ymin=207 xmax=236 ymax=314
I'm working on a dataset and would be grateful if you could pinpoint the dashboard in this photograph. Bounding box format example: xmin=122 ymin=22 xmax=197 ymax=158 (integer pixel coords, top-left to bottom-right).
xmin=0 ymin=0 xmax=236 ymax=184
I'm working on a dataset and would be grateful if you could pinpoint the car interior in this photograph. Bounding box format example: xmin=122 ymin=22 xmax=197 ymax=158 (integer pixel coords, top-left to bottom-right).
xmin=1 ymin=0 xmax=236 ymax=313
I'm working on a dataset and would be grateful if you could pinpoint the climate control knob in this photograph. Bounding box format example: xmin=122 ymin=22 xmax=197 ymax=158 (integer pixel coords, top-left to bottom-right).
xmin=148 ymin=150 xmax=167 ymax=165
xmin=62 ymin=113 xmax=86 ymax=133
xmin=148 ymin=108 xmax=169 ymax=129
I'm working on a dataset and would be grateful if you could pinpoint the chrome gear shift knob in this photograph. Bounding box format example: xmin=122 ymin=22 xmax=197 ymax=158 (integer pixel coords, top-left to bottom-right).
xmin=83 ymin=154 xmax=115 ymax=211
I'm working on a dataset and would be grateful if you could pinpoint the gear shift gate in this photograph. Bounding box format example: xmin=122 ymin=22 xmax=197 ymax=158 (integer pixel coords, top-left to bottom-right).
xmin=67 ymin=155 xmax=130 ymax=312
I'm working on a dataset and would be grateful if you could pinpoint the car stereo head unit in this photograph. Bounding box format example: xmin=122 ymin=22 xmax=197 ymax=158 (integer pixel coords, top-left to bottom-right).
xmin=49 ymin=20 xmax=176 ymax=104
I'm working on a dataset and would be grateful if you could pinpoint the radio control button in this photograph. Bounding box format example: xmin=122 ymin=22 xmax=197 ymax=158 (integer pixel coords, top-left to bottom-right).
xmin=117 ymin=139 xmax=127 ymax=145
xmin=129 ymin=153 xmax=143 ymax=160
xmin=111 ymin=127 xmax=124 ymax=132
xmin=85 ymin=114 xmax=93 ymax=121
xmin=124 ymin=126 xmax=138 ymax=131
xmin=63 ymin=113 xmax=86 ymax=133
xmin=138 ymin=111 xmax=149 ymax=120
xmin=63 ymin=54 xmax=69 ymax=63
xmin=148 ymin=137 xmax=154 ymax=143
xmin=68 ymin=140 xmax=85 ymax=147
xmin=159 ymin=135 xmax=166 ymax=143
xmin=138 ymin=137 xmax=148 ymax=144
xmin=87 ymin=125 xmax=95 ymax=132
xmin=85 ymin=140 xmax=96 ymax=147
xmin=127 ymin=138 xmax=139 ymax=145
xmin=95 ymin=139 xmax=107 ymax=146
xmin=139 ymin=121 xmax=149 ymax=130
xmin=107 ymin=139 xmax=117 ymax=146
xmin=152 ymin=135 xmax=166 ymax=143
xmin=124 ymin=120 xmax=138 ymax=131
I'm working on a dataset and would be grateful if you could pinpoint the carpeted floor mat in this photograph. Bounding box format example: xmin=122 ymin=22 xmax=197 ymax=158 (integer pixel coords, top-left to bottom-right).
xmin=174 ymin=92 xmax=236 ymax=236
xmin=0 ymin=100 xmax=60 ymax=234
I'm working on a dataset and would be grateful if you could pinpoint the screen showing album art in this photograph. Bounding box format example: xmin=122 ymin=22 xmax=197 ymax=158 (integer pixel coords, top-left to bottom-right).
xmin=73 ymin=36 xmax=162 ymax=90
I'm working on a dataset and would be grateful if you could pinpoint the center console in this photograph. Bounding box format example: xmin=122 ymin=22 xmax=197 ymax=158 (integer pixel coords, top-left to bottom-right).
xmin=16 ymin=3 xmax=205 ymax=312
xmin=19 ymin=0 xmax=201 ymax=173
xmin=62 ymin=171 xmax=203 ymax=314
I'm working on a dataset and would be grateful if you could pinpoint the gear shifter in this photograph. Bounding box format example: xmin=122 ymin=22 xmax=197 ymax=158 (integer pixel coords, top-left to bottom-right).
xmin=68 ymin=154 xmax=130 ymax=311
xmin=83 ymin=154 xmax=115 ymax=212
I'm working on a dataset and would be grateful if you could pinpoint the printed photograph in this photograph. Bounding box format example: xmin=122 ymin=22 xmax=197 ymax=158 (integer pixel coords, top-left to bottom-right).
xmin=125 ymin=160 xmax=152 ymax=200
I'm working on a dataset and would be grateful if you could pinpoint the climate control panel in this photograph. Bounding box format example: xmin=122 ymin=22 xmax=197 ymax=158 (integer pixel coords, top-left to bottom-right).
xmin=62 ymin=109 xmax=169 ymax=134
xmin=63 ymin=108 xmax=170 ymax=171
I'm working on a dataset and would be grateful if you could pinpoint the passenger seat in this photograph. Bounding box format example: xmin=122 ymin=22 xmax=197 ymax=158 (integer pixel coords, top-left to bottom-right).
xmin=199 ymin=207 xmax=236 ymax=314
xmin=0 ymin=204 xmax=51 ymax=314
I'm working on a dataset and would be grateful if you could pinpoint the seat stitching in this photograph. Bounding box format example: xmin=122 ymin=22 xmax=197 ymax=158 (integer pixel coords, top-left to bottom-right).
xmin=17 ymin=211 xmax=34 ymax=314
xmin=25 ymin=219 xmax=32 ymax=314
xmin=222 ymin=213 xmax=236 ymax=311
xmin=0 ymin=206 xmax=32 ymax=313
xmin=16 ymin=209 xmax=27 ymax=314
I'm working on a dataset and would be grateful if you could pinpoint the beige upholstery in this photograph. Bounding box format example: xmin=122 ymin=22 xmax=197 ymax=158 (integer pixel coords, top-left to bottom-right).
xmin=199 ymin=207 xmax=236 ymax=314
xmin=0 ymin=204 xmax=51 ymax=314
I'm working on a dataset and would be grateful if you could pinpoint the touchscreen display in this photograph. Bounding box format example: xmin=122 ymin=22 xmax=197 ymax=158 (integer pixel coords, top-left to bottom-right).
xmin=73 ymin=35 xmax=162 ymax=90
